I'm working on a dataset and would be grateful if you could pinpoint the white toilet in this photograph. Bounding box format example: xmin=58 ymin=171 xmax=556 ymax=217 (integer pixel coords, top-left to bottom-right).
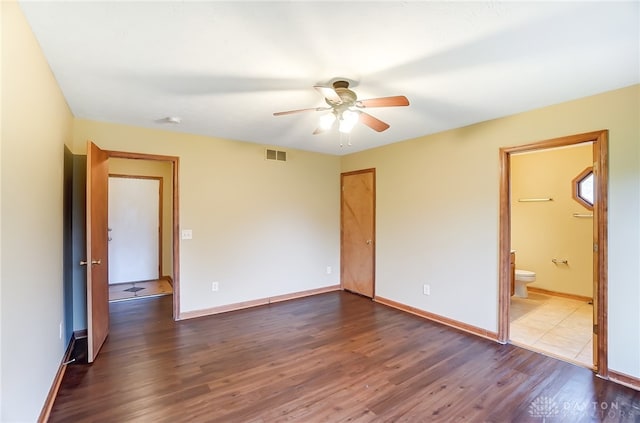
xmin=514 ymin=269 xmax=536 ymax=298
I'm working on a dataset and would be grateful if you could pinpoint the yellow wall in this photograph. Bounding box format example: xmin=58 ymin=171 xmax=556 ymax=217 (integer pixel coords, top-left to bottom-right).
xmin=511 ymin=144 xmax=593 ymax=297
xmin=1 ymin=1 xmax=74 ymax=421
xmin=108 ymin=158 xmax=174 ymax=279
xmin=342 ymin=84 xmax=640 ymax=378
xmin=72 ymin=119 xmax=341 ymax=315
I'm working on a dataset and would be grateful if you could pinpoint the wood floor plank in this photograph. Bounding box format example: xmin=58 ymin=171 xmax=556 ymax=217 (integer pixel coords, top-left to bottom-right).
xmin=49 ymin=292 xmax=639 ymax=422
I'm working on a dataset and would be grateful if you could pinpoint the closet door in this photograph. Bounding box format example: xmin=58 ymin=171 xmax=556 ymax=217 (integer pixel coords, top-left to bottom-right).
xmin=341 ymin=169 xmax=375 ymax=298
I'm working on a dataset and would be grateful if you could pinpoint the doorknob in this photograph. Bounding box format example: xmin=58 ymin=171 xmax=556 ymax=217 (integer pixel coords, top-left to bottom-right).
xmin=80 ymin=260 xmax=88 ymax=266
xmin=91 ymin=259 xmax=102 ymax=265
xmin=366 ymin=240 xmax=372 ymax=245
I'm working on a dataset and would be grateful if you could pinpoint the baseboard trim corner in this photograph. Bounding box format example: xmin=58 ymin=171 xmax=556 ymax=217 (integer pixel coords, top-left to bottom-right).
xmin=178 ymin=284 xmax=341 ymax=320
xmin=374 ymin=296 xmax=499 ymax=342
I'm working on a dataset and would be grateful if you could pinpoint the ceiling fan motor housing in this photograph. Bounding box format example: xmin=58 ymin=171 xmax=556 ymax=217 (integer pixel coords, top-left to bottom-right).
xmin=327 ymin=80 xmax=357 ymax=109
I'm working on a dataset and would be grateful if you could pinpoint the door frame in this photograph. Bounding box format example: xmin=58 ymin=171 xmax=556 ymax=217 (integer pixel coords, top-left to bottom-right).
xmin=340 ymin=168 xmax=376 ymax=298
xmin=497 ymin=130 xmax=608 ymax=378
xmin=106 ymin=149 xmax=181 ymax=320
xmin=108 ymin=174 xmax=164 ymax=282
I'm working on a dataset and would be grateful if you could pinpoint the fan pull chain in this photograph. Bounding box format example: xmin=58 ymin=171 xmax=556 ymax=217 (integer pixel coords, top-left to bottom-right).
xmin=339 ymin=132 xmax=352 ymax=147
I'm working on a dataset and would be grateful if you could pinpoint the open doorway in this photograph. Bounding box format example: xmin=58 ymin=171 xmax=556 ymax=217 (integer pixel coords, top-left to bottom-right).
xmin=498 ymin=130 xmax=608 ymax=378
xmin=105 ymin=150 xmax=181 ymax=319
xmin=509 ymin=143 xmax=593 ymax=367
xmin=107 ymin=159 xmax=174 ymax=303
xmin=72 ymin=143 xmax=180 ymax=364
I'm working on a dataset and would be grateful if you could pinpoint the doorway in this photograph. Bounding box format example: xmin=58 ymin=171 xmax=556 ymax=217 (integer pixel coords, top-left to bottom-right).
xmin=498 ymin=130 xmax=608 ymax=377
xmin=85 ymin=142 xmax=180 ymax=363
xmin=105 ymin=150 xmax=180 ymax=318
xmin=107 ymin=167 xmax=173 ymax=303
xmin=341 ymin=168 xmax=375 ymax=298
xmin=509 ymin=143 xmax=593 ymax=367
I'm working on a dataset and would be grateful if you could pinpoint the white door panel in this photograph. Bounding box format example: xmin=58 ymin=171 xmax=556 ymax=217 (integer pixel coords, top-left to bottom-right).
xmin=108 ymin=177 xmax=159 ymax=284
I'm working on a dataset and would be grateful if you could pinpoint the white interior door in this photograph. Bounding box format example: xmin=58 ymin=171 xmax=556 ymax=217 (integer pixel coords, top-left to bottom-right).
xmin=108 ymin=176 xmax=160 ymax=284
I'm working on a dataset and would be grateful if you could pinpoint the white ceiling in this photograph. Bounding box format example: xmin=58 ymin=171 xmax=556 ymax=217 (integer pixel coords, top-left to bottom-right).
xmin=19 ymin=1 xmax=640 ymax=155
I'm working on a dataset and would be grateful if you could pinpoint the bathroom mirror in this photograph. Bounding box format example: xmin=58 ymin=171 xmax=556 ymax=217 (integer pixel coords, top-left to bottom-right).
xmin=572 ymin=167 xmax=594 ymax=209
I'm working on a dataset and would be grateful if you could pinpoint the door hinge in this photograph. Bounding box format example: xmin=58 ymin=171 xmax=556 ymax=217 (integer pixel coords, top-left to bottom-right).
xmin=593 ymin=324 xmax=599 ymax=334
xmin=593 ymin=243 xmax=598 ymax=252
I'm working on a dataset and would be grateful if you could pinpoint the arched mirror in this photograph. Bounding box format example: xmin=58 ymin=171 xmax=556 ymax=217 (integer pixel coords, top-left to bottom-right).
xmin=572 ymin=167 xmax=594 ymax=209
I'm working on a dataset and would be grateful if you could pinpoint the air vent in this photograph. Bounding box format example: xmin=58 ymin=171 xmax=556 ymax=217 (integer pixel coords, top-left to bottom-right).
xmin=265 ymin=149 xmax=287 ymax=162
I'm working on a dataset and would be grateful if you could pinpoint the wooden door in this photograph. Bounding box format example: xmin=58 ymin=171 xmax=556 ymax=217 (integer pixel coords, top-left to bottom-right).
xmin=86 ymin=141 xmax=110 ymax=362
xmin=341 ymin=169 xmax=375 ymax=298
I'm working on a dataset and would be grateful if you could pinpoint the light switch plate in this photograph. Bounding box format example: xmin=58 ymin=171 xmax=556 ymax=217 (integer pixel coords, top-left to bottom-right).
xmin=181 ymin=229 xmax=193 ymax=240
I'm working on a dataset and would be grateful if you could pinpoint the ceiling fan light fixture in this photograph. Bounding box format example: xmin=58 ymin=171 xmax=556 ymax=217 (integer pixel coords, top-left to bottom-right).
xmin=318 ymin=112 xmax=336 ymax=130
xmin=339 ymin=109 xmax=359 ymax=133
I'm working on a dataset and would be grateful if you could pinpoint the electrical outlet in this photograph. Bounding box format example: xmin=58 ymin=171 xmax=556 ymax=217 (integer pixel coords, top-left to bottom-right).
xmin=181 ymin=229 xmax=193 ymax=240
xmin=326 ymin=266 xmax=332 ymax=274
xmin=423 ymin=284 xmax=431 ymax=296
xmin=211 ymin=281 xmax=219 ymax=292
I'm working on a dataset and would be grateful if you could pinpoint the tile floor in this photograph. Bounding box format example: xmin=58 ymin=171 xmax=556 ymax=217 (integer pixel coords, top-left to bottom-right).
xmin=510 ymin=291 xmax=593 ymax=367
xmin=109 ymin=279 xmax=173 ymax=302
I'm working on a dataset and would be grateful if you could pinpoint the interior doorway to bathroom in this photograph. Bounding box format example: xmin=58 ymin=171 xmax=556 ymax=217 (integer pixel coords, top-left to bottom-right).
xmin=497 ymin=130 xmax=608 ymax=378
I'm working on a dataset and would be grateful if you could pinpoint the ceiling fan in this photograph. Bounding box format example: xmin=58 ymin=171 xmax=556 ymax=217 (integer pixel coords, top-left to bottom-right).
xmin=273 ymin=80 xmax=409 ymax=134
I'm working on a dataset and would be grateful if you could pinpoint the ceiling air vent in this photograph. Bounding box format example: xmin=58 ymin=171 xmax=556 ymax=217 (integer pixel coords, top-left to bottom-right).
xmin=265 ymin=149 xmax=287 ymax=162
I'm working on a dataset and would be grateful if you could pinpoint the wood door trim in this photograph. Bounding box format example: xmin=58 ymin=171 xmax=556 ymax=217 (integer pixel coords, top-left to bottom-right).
xmin=105 ymin=148 xmax=181 ymax=320
xmin=109 ymin=174 xmax=164 ymax=278
xmin=340 ymin=168 xmax=376 ymax=298
xmin=498 ymin=130 xmax=608 ymax=378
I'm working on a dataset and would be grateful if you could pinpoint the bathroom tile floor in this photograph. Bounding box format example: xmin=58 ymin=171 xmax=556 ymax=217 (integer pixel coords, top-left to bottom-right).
xmin=510 ymin=291 xmax=593 ymax=368
xmin=109 ymin=278 xmax=173 ymax=302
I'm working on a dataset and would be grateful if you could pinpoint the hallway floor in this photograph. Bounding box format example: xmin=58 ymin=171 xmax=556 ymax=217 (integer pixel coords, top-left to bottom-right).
xmin=109 ymin=278 xmax=173 ymax=302
xmin=510 ymin=291 xmax=593 ymax=368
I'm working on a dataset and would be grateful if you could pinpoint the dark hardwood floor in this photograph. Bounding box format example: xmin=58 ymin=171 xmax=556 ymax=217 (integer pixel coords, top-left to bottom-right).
xmin=50 ymin=292 xmax=640 ymax=422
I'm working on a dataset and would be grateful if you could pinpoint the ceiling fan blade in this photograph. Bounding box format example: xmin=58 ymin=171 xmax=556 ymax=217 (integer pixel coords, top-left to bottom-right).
xmin=314 ymin=86 xmax=342 ymax=104
xmin=273 ymin=107 xmax=329 ymax=116
xmin=357 ymin=96 xmax=410 ymax=108
xmin=359 ymin=112 xmax=390 ymax=132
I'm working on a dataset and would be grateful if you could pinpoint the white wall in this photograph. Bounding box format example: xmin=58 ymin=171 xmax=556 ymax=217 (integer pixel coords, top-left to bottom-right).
xmin=72 ymin=120 xmax=341 ymax=315
xmin=108 ymin=177 xmax=160 ymax=284
xmin=1 ymin=1 xmax=74 ymax=421
xmin=342 ymin=85 xmax=640 ymax=379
